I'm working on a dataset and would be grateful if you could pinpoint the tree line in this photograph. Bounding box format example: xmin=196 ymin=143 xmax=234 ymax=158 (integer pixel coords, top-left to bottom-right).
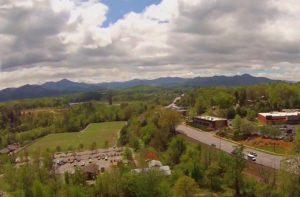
xmin=180 ymin=83 xmax=300 ymax=120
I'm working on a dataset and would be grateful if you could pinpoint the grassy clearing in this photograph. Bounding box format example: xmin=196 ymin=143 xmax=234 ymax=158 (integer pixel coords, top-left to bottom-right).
xmin=0 ymin=176 xmax=10 ymax=196
xmin=22 ymin=121 xmax=126 ymax=153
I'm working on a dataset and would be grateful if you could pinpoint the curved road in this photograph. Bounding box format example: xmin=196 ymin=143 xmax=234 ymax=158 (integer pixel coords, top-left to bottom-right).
xmin=176 ymin=124 xmax=284 ymax=169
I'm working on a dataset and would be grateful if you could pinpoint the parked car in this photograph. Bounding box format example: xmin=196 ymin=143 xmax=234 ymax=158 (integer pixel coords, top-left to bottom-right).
xmin=210 ymin=143 xmax=216 ymax=147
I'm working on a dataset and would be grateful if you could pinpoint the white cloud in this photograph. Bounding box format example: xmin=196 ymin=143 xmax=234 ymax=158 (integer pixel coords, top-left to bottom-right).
xmin=0 ymin=0 xmax=300 ymax=89
xmin=55 ymin=0 xmax=110 ymax=50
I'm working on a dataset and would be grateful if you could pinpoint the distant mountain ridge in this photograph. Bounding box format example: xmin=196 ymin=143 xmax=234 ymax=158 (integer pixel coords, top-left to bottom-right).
xmin=0 ymin=85 xmax=63 ymax=102
xmin=0 ymin=74 xmax=282 ymax=102
xmin=43 ymin=79 xmax=99 ymax=92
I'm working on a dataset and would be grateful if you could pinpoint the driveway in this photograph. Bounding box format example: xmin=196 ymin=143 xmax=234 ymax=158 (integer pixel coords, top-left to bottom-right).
xmin=165 ymin=96 xmax=182 ymax=108
xmin=176 ymin=124 xmax=284 ymax=169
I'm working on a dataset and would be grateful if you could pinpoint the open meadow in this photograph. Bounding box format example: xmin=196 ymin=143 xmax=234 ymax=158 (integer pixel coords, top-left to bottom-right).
xmin=22 ymin=121 xmax=126 ymax=153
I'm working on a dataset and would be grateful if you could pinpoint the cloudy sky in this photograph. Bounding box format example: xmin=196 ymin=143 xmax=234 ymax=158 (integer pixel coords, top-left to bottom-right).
xmin=0 ymin=0 xmax=299 ymax=89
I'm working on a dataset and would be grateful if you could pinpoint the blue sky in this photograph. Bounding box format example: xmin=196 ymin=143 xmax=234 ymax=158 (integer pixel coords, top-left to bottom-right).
xmin=101 ymin=0 xmax=161 ymax=26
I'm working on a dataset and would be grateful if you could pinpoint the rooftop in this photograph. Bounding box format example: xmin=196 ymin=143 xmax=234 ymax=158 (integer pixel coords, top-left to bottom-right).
xmin=82 ymin=164 xmax=99 ymax=174
xmin=259 ymin=111 xmax=300 ymax=117
xmin=194 ymin=115 xmax=227 ymax=121
xmin=133 ymin=160 xmax=171 ymax=175
xmin=148 ymin=160 xmax=162 ymax=168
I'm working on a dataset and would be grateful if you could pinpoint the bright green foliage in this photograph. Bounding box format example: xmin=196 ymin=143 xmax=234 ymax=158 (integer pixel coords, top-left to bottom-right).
xmin=173 ymin=175 xmax=199 ymax=197
xmin=260 ymin=125 xmax=281 ymax=139
xmin=166 ymin=137 xmax=187 ymax=166
xmin=187 ymin=107 xmax=197 ymax=120
xmin=121 ymin=170 xmax=171 ymax=197
xmin=211 ymin=92 xmax=236 ymax=109
xmin=204 ymin=162 xmax=222 ymax=191
xmin=124 ymin=147 xmax=133 ymax=161
xmin=119 ymin=107 xmax=182 ymax=152
xmin=232 ymin=115 xmax=257 ymax=139
xmin=190 ymin=162 xmax=203 ymax=184
xmin=232 ymin=115 xmax=243 ymax=132
xmin=158 ymin=109 xmax=181 ymax=135
xmin=194 ymin=100 xmax=208 ymax=114
xmin=225 ymin=145 xmax=246 ymax=196
xmin=140 ymin=123 xmax=157 ymax=145
xmin=246 ymin=109 xmax=257 ymax=121
xmin=294 ymin=126 xmax=300 ymax=153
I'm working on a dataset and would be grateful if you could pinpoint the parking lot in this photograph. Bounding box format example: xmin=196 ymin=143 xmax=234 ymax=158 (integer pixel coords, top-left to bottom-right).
xmin=53 ymin=147 xmax=123 ymax=174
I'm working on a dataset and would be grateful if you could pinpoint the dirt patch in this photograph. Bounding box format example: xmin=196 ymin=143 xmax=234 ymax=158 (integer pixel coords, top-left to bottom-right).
xmin=244 ymin=162 xmax=278 ymax=184
xmin=22 ymin=108 xmax=67 ymax=115
xmin=144 ymin=151 xmax=159 ymax=161
xmin=239 ymin=136 xmax=293 ymax=153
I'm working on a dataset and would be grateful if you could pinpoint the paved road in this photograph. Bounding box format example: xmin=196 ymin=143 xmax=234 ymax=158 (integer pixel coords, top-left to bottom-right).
xmin=165 ymin=96 xmax=182 ymax=108
xmin=176 ymin=124 xmax=284 ymax=169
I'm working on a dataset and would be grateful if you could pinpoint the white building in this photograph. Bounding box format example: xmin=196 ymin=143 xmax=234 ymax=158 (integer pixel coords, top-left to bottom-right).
xmin=132 ymin=160 xmax=171 ymax=175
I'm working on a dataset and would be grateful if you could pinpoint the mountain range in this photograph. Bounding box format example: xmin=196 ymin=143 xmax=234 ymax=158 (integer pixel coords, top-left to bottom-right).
xmin=0 ymin=74 xmax=283 ymax=102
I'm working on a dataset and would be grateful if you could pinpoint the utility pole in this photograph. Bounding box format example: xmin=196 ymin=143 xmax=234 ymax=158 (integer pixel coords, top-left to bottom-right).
xmin=219 ymin=132 xmax=222 ymax=150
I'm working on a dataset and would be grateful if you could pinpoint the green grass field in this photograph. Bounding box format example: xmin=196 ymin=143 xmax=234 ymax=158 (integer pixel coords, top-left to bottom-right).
xmin=23 ymin=121 xmax=126 ymax=153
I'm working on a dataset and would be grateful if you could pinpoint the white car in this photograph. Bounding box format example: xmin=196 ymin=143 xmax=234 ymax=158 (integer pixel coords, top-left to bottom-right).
xmin=248 ymin=151 xmax=257 ymax=157
xmin=246 ymin=153 xmax=256 ymax=161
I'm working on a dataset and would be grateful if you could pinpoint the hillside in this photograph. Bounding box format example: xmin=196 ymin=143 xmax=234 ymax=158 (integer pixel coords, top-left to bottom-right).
xmin=0 ymin=85 xmax=64 ymax=101
xmin=0 ymin=74 xmax=282 ymax=102
xmin=42 ymin=79 xmax=100 ymax=92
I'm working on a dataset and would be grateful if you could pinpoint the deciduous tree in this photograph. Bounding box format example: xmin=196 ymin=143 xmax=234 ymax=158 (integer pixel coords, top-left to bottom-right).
xmin=174 ymin=175 xmax=199 ymax=197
